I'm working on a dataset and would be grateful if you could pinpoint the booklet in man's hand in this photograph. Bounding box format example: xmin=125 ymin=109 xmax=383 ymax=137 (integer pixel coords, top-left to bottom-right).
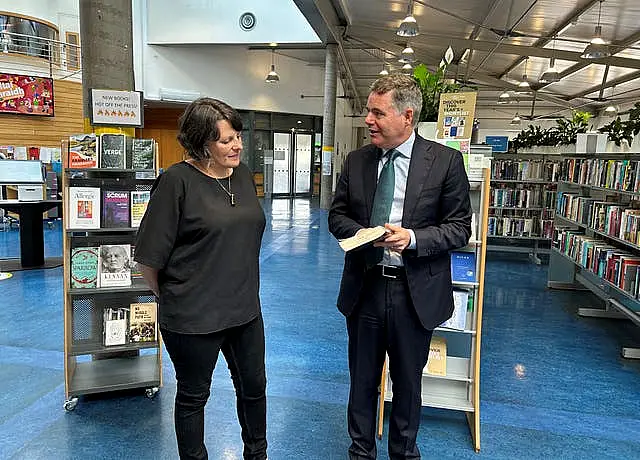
xmin=338 ymin=226 xmax=388 ymax=252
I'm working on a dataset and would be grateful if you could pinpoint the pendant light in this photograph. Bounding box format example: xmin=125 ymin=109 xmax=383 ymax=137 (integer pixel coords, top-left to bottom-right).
xmin=581 ymin=0 xmax=610 ymax=59
xmin=402 ymin=62 xmax=413 ymax=74
xmin=265 ymin=48 xmax=279 ymax=83
xmin=498 ymin=91 xmax=511 ymax=104
xmin=540 ymin=36 xmax=561 ymax=83
xmin=604 ymin=85 xmax=618 ymax=116
xmin=510 ymin=113 xmax=522 ymax=125
xmin=397 ymin=1 xmax=419 ymax=37
xmin=399 ymin=44 xmax=415 ymax=63
xmin=518 ymin=57 xmax=530 ymax=90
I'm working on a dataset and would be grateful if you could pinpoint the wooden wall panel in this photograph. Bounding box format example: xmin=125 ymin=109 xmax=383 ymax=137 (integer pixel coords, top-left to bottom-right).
xmin=0 ymin=80 xmax=83 ymax=147
xmin=138 ymin=106 xmax=186 ymax=171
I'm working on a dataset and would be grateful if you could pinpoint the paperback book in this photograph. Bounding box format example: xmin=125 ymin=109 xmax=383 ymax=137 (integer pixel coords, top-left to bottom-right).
xmin=338 ymin=226 xmax=388 ymax=252
xmin=130 ymin=190 xmax=150 ymax=227
xmin=103 ymin=307 xmax=129 ymax=346
xmin=99 ymin=133 xmax=126 ymax=169
xmin=70 ymin=247 xmax=99 ymax=289
xmin=102 ymin=190 xmax=130 ymax=228
xmin=68 ymin=133 xmax=98 ymax=168
xmin=425 ymin=336 xmax=447 ymax=376
xmin=130 ymin=139 xmax=155 ymax=170
xmin=98 ymin=244 xmax=132 ymax=287
xmin=67 ymin=186 xmax=101 ymax=229
xmin=451 ymin=251 xmax=477 ymax=283
xmin=440 ymin=289 xmax=469 ymax=330
xmin=129 ymin=302 xmax=157 ymax=342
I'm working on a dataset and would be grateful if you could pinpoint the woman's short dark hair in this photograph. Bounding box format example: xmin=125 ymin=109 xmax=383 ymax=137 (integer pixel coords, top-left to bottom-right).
xmin=177 ymin=97 xmax=243 ymax=160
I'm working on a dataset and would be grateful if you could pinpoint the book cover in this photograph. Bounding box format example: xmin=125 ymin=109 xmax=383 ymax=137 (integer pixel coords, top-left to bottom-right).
xmin=98 ymin=244 xmax=132 ymax=287
xmin=129 ymin=302 xmax=157 ymax=342
xmin=103 ymin=307 xmax=129 ymax=346
xmin=70 ymin=247 xmax=99 ymax=289
xmin=130 ymin=246 xmax=143 ymax=280
xmin=440 ymin=290 xmax=469 ymax=330
xmin=425 ymin=336 xmax=447 ymax=376
xmin=130 ymin=190 xmax=150 ymax=228
xmin=68 ymin=133 xmax=98 ymax=168
xmin=130 ymin=139 xmax=155 ymax=170
xmin=67 ymin=186 xmax=101 ymax=229
xmin=451 ymin=251 xmax=477 ymax=283
xmin=338 ymin=226 xmax=388 ymax=252
xmin=99 ymin=133 xmax=126 ymax=168
xmin=102 ymin=190 xmax=130 ymax=228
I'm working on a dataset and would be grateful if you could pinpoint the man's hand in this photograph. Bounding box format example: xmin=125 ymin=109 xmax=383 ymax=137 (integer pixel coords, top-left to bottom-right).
xmin=374 ymin=223 xmax=411 ymax=253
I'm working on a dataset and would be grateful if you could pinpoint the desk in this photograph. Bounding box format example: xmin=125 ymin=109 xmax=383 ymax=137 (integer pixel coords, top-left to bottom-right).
xmin=0 ymin=200 xmax=62 ymax=268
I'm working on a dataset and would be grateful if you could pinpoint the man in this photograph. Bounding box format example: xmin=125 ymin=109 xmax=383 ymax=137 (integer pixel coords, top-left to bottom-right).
xmin=328 ymin=74 xmax=472 ymax=459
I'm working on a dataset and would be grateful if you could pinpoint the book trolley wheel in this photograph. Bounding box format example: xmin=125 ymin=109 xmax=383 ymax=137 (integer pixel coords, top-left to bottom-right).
xmin=145 ymin=387 xmax=159 ymax=399
xmin=63 ymin=397 xmax=78 ymax=412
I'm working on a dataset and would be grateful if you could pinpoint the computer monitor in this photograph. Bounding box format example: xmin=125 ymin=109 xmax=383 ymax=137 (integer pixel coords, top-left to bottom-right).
xmin=0 ymin=160 xmax=45 ymax=185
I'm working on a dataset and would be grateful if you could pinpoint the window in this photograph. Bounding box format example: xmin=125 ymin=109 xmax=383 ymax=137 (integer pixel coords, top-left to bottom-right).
xmin=65 ymin=31 xmax=80 ymax=70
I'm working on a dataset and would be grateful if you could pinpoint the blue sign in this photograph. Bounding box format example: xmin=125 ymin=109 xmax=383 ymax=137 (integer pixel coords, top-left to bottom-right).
xmin=485 ymin=136 xmax=509 ymax=153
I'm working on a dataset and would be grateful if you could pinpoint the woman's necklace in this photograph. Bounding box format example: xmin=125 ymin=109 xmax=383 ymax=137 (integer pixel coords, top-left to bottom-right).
xmin=214 ymin=176 xmax=236 ymax=207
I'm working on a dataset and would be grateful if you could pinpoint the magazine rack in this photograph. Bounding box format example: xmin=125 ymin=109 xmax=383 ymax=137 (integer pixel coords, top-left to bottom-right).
xmin=61 ymin=138 xmax=162 ymax=411
xmin=376 ymin=168 xmax=490 ymax=452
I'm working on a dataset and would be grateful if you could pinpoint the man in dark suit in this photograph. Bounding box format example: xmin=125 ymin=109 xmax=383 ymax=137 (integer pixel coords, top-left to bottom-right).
xmin=328 ymin=74 xmax=472 ymax=459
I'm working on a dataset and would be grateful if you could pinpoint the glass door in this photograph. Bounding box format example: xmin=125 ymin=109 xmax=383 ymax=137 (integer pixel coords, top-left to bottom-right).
xmin=272 ymin=131 xmax=313 ymax=197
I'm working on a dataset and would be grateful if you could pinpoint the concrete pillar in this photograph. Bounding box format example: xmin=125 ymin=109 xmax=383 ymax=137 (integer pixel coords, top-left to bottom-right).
xmin=320 ymin=44 xmax=338 ymax=210
xmin=79 ymin=0 xmax=135 ymax=136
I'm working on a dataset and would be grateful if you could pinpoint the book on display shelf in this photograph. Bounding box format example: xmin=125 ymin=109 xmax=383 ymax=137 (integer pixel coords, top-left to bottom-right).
xmin=67 ymin=186 xmax=101 ymax=229
xmin=103 ymin=307 xmax=129 ymax=346
xmin=98 ymin=244 xmax=132 ymax=288
xmin=102 ymin=190 xmax=130 ymax=228
xmin=450 ymin=251 xmax=476 ymax=283
xmin=130 ymin=190 xmax=150 ymax=228
xmin=129 ymin=302 xmax=157 ymax=343
xmin=68 ymin=133 xmax=98 ymax=168
xmin=99 ymin=133 xmax=127 ymax=169
xmin=130 ymin=139 xmax=155 ymax=170
xmin=425 ymin=336 xmax=447 ymax=376
xmin=70 ymin=247 xmax=99 ymax=289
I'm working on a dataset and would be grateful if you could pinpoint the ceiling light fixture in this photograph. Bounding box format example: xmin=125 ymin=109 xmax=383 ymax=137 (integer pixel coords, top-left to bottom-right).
xmin=265 ymin=48 xmax=280 ymax=83
xmin=397 ymin=1 xmax=419 ymax=37
xmin=510 ymin=113 xmax=522 ymax=125
xmin=581 ymin=0 xmax=611 ymax=59
xmin=399 ymin=44 xmax=415 ymax=63
xmin=518 ymin=57 xmax=530 ymax=88
xmin=402 ymin=62 xmax=413 ymax=73
xmin=540 ymin=36 xmax=561 ymax=83
xmin=604 ymin=85 xmax=618 ymax=116
xmin=499 ymin=91 xmax=511 ymax=99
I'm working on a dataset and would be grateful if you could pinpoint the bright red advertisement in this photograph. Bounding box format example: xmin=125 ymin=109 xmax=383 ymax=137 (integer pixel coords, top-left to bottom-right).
xmin=0 ymin=73 xmax=54 ymax=116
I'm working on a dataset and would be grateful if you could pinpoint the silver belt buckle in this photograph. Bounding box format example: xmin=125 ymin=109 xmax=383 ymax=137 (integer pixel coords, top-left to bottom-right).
xmin=381 ymin=265 xmax=397 ymax=279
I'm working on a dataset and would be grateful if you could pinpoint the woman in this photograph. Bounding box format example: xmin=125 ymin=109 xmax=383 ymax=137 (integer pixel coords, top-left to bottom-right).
xmin=134 ymin=98 xmax=267 ymax=460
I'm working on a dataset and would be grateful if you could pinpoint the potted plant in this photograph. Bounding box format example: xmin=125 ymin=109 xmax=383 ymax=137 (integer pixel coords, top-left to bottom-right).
xmin=412 ymin=64 xmax=461 ymax=139
xmin=599 ymin=102 xmax=640 ymax=151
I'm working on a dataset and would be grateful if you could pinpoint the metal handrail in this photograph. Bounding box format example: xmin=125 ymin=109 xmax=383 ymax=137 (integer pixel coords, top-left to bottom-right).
xmin=0 ymin=30 xmax=81 ymax=73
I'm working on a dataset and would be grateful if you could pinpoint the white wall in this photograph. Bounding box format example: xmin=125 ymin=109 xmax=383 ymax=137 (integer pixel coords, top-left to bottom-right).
xmin=146 ymin=0 xmax=319 ymax=44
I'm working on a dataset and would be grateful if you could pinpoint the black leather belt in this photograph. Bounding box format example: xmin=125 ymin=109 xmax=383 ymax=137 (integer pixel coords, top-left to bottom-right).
xmin=370 ymin=264 xmax=406 ymax=280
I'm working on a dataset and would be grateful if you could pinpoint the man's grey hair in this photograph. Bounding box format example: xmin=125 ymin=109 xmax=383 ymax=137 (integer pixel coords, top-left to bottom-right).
xmin=370 ymin=74 xmax=423 ymax=128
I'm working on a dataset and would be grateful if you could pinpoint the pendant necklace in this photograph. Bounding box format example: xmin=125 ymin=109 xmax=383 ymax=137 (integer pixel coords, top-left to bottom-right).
xmin=215 ymin=176 xmax=236 ymax=206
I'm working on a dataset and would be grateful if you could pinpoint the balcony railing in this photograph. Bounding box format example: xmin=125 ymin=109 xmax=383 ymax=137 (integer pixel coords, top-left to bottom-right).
xmin=0 ymin=30 xmax=81 ymax=76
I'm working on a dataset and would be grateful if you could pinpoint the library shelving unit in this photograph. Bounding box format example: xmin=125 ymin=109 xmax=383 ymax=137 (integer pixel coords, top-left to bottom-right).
xmin=376 ymin=168 xmax=490 ymax=452
xmin=62 ymin=140 xmax=162 ymax=411
xmin=488 ymin=154 xmax=560 ymax=264
xmin=548 ymin=155 xmax=640 ymax=360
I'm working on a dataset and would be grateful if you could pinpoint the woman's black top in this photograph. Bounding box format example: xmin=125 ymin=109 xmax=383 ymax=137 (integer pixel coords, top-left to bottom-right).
xmin=134 ymin=161 xmax=266 ymax=334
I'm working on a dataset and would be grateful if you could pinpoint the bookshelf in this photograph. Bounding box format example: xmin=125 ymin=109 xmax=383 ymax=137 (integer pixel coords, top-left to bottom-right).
xmin=548 ymin=155 xmax=640 ymax=360
xmin=62 ymin=137 xmax=163 ymax=411
xmin=376 ymin=168 xmax=490 ymax=452
xmin=487 ymin=154 xmax=560 ymax=264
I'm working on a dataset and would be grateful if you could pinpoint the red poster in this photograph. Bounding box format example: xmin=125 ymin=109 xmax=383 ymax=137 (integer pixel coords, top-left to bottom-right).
xmin=0 ymin=73 xmax=54 ymax=116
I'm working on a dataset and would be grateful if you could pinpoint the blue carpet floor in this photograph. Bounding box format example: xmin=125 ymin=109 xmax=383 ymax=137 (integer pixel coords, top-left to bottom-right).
xmin=0 ymin=199 xmax=639 ymax=459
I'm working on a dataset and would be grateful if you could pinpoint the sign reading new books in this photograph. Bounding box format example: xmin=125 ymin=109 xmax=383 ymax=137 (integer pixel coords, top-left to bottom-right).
xmin=90 ymin=89 xmax=143 ymax=127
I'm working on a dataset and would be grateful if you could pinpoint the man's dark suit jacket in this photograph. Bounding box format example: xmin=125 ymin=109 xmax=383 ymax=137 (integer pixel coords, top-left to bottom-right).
xmin=328 ymin=134 xmax=472 ymax=330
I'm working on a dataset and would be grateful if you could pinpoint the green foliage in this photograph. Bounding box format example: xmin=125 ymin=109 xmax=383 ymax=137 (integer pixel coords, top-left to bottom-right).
xmin=598 ymin=102 xmax=640 ymax=147
xmin=512 ymin=111 xmax=592 ymax=151
xmin=412 ymin=64 xmax=461 ymax=122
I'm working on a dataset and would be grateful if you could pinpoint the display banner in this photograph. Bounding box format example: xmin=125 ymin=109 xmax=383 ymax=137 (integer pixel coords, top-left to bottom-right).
xmin=0 ymin=73 xmax=54 ymax=117
xmin=90 ymin=89 xmax=143 ymax=127
xmin=436 ymin=92 xmax=477 ymax=139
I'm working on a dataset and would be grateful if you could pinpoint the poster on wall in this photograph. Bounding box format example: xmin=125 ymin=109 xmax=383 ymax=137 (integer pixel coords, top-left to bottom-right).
xmin=90 ymin=89 xmax=144 ymax=127
xmin=0 ymin=73 xmax=54 ymax=117
xmin=436 ymin=92 xmax=477 ymax=139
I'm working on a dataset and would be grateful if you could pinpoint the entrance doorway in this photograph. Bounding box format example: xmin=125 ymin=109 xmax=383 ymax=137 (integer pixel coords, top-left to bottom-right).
xmin=272 ymin=131 xmax=313 ymax=197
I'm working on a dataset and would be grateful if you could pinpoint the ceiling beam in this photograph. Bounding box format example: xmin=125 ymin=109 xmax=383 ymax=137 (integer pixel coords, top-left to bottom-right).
xmin=570 ymin=69 xmax=640 ymax=99
xmin=345 ymin=24 xmax=640 ymax=70
xmin=498 ymin=0 xmax=600 ymax=78
xmin=293 ymin=0 xmax=362 ymax=112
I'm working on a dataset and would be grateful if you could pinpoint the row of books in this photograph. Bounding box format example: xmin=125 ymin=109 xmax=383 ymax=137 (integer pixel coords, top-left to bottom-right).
xmin=488 ymin=216 xmax=554 ymax=238
xmin=104 ymin=302 xmax=157 ymax=346
xmin=67 ymin=186 xmax=150 ymax=229
xmin=553 ymin=228 xmax=640 ymax=298
xmin=558 ymin=158 xmax=640 ymax=193
xmin=491 ymin=187 xmax=556 ymax=209
xmin=69 ymin=133 xmax=155 ymax=170
xmin=556 ymin=192 xmax=640 ymax=245
xmin=491 ymin=160 xmax=561 ymax=182
xmin=71 ymin=244 xmax=140 ymax=289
